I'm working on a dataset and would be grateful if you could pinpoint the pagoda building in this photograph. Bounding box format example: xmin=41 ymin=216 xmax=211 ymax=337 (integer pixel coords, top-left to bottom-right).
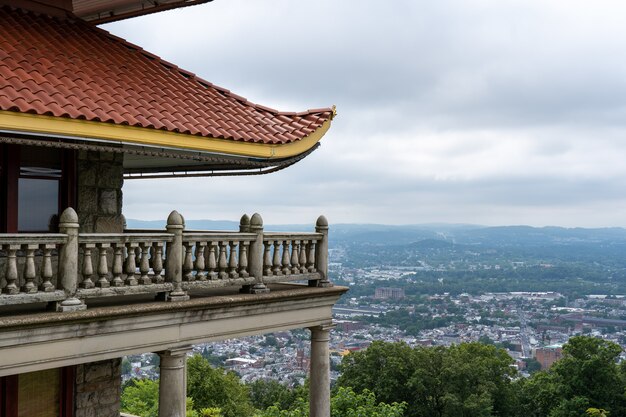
xmin=0 ymin=2 xmax=345 ymax=416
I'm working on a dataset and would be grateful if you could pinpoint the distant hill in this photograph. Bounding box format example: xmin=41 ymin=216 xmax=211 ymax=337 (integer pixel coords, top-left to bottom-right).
xmin=125 ymin=219 xmax=626 ymax=248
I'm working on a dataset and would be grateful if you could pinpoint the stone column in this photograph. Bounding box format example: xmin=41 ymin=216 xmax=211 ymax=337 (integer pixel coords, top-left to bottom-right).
xmin=165 ymin=210 xmax=189 ymax=301
xmin=249 ymin=213 xmax=269 ymax=294
xmin=312 ymin=215 xmax=332 ymax=288
xmin=58 ymin=207 xmax=86 ymax=311
xmin=158 ymin=347 xmax=191 ymax=417
xmin=309 ymin=324 xmax=334 ymax=417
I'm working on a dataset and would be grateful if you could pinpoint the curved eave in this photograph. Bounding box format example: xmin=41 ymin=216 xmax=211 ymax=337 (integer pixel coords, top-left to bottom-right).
xmin=0 ymin=110 xmax=332 ymax=160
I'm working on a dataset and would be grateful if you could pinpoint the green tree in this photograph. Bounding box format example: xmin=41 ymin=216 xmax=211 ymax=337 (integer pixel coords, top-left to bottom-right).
xmin=551 ymin=336 xmax=624 ymax=414
xmin=517 ymin=336 xmax=625 ymax=417
xmin=121 ymin=357 xmax=133 ymax=375
xmin=121 ymin=378 xmax=159 ymax=417
xmin=523 ymin=358 xmax=542 ymax=374
xmin=187 ymin=355 xmax=255 ymax=417
xmin=586 ymin=408 xmax=610 ymax=417
xmin=121 ymin=379 xmax=197 ymax=417
xmin=249 ymin=379 xmax=299 ymax=411
xmin=338 ymin=341 xmax=516 ymax=417
xmin=257 ymin=387 xmax=405 ymax=417
xmin=438 ymin=343 xmax=517 ymax=417
xmin=337 ymin=341 xmax=416 ymax=407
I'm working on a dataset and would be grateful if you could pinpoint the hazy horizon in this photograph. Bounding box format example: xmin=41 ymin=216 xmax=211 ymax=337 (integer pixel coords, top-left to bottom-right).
xmin=125 ymin=217 xmax=626 ymax=230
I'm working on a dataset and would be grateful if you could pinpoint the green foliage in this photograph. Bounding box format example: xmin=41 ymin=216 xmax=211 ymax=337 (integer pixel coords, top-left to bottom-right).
xmin=330 ymin=387 xmax=406 ymax=417
xmin=187 ymin=355 xmax=255 ymax=417
xmin=120 ymin=378 xmax=198 ymax=417
xmin=523 ymin=357 xmax=542 ymax=374
xmin=122 ymin=357 xmax=132 ymax=375
xmin=249 ymin=379 xmax=299 ymax=411
xmin=516 ymin=336 xmax=625 ymax=417
xmin=338 ymin=341 xmax=416 ymax=407
xmin=586 ymin=408 xmax=610 ymax=417
xmin=121 ymin=378 xmax=160 ymax=417
xmin=256 ymin=387 xmax=405 ymax=417
xmin=198 ymin=407 xmax=224 ymax=417
xmin=337 ymin=341 xmax=516 ymax=417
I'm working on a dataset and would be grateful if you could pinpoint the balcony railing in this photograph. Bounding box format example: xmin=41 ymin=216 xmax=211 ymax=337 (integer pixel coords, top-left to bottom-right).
xmin=0 ymin=208 xmax=330 ymax=311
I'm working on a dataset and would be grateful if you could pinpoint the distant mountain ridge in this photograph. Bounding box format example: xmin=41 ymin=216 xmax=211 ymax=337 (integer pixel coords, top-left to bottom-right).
xmin=125 ymin=219 xmax=626 ymax=247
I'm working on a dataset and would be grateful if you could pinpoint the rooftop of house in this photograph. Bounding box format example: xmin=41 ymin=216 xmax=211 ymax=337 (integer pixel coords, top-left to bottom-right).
xmin=0 ymin=5 xmax=335 ymax=174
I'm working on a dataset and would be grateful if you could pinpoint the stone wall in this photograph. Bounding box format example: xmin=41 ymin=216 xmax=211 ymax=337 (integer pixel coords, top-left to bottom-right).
xmin=75 ymin=358 xmax=122 ymax=417
xmin=77 ymin=151 xmax=124 ymax=233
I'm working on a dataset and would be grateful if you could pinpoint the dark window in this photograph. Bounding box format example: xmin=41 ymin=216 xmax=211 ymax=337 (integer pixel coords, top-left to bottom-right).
xmin=0 ymin=144 xmax=75 ymax=233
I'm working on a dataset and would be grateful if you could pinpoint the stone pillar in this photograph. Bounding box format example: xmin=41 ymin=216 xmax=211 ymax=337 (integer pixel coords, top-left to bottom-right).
xmin=75 ymin=359 xmax=122 ymax=417
xmin=76 ymin=150 xmax=124 ymax=233
xmin=249 ymin=213 xmax=269 ymax=294
xmin=309 ymin=324 xmax=333 ymax=417
xmin=165 ymin=210 xmax=189 ymax=301
xmin=57 ymin=207 xmax=86 ymax=311
xmin=158 ymin=347 xmax=191 ymax=417
xmin=311 ymin=215 xmax=332 ymax=287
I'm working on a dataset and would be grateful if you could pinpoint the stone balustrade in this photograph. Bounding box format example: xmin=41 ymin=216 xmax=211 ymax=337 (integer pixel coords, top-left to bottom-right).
xmin=0 ymin=208 xmax=330 ymax=311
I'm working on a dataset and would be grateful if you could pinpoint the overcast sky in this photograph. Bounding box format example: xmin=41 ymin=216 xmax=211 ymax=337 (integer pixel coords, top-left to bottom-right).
xmin=105 ymin=0 xmax=626 ymax=227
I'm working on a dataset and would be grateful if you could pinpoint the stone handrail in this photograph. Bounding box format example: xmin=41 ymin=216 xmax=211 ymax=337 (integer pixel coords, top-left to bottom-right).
xmin=0 ymin=233 xmax=67 ymax=305
xmin=0 ymin=208 xmax=331 ymax=311
xmin=261 ymin=232 xmax=324 ymax=285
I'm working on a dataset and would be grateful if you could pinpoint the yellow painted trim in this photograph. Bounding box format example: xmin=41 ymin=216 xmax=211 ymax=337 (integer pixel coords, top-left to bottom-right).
xmin=0 ymin=111 xmax=331 ymax=159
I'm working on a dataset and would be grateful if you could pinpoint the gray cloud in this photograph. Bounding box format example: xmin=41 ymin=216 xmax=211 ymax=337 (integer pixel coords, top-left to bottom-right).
xmin=107 ymin=0 xmax=626 ymax=227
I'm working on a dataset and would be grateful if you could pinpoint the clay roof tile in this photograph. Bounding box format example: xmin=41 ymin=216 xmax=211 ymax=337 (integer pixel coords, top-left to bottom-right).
xmin=0 ymin=7 xmax=333 ymax=145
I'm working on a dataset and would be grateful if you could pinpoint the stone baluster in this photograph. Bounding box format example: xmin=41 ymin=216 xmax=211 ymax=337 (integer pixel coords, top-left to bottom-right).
xmin=183 ymin=241 xmax=195 ymax=282
xmin=228 ymin=241 xmax=239 ymax=278
xmin=207 ymin=243 xmax=217 ymax=280
xmin=39 ymin=244 xmax=55 ymax=292
xmin=2 ymin=245 xmax=19 ymax=294
xmin=247 ymin=213 xmax=268 ymax=293
xmin=57 ymin=208 xmax=85 ymax=311
xmin=139 ymin=243 xmax=152 ymax=285
xmin=194 ymin=241 xmax=207 ymax=281
xmin=152 ymin=242 xmax=164 ymax=283
xmin=97 ymin=243 xmax=110 ymax=288
xmin=239 ymin=241 xmax=249 ymax=278
xmin=80 ymin=243 xmax=95 ymax=289
xmin=165 ymin=210 xmax=188 ymax=301
xmin=112 ymin=243 xmax=124 ymax=287
xmin=307 ymin=241 xmax=316 ymax=273
xmin=291 ymin=240 xmax=300 ymax=274
xmin=125 ymin=242 xmax=138 ymax=286
xmin=299 ymin=240 xmax=308 ymax=273
xmin=272 ymin=241 xmax=282 ymax=276
xmin=21 ymin=244 xmax=38 ymax=293
xmin=281 ymin=241 xmax=291 ymax=275
xmin=263 ymin=241 xmax=272 ymax=276
xmin=218 ymin=242 xmax=228 ymax=279
xmin=312 ymin=216 xmax=332 ymax=287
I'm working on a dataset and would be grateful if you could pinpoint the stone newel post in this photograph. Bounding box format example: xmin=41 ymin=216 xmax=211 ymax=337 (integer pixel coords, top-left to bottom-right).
xmin=249 ymin=213 xmax=269 ymax=294
xmin=57 ymin=207 xmax=86 ymax=312
xmin=239 ymin=214 xmax=250 ymax=233
xmin=165 ymin=210 xmax=189 ymax=301
xmin=158 ymin=347 xmax=191 ymax=417
xmin=309 ymin=324 xmax=334 ymax=417
xmin=312 ymin=215 xmax=332 ymax=288
xmin=239 ymin=214 xmax=252 ymax=293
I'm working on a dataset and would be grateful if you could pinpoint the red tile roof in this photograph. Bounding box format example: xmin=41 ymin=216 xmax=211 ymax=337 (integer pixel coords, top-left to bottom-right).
xmin=0 ymin=7 xmax=334 ymax=145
